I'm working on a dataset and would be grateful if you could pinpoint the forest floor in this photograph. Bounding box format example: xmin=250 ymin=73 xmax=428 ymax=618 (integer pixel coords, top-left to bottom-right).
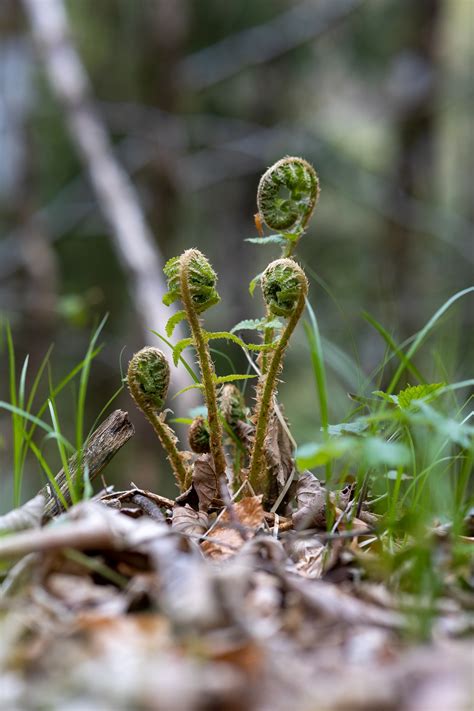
xmin=0 ymin=410 xmax=473 ymax=711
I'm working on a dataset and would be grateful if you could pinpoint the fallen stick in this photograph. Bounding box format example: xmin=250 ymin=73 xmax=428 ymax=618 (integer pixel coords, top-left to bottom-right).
xmin=40 ymin=409 xmax=134 ymax=520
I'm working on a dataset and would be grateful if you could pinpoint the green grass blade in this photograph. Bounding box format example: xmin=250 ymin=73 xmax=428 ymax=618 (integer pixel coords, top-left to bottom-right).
xmin=387 ymin=287 xmax=474 ymax=395
xmin=209 ymin=347 xmax=237 ymax=374
xmin=27 ymin=438 xmax=69 ymax=510
xmin=151 ymin=330 xmax=199 ymax=383
xmin=304 ymin=300 xmax=329 ymax=433
xmin=5 ymin=324 xmax=22 ymax=505
xmin=363 ymin=311 xmax=426 ymax=385
xmin=76 ymin=315 xmax=108 ymax=455
xmin=304 ymin=299 xmax=331 ymax=481
xmin=48 ymin=396 xmax=77 ymax=504
xmin=88 ymin=382 xmax=125 ymax=439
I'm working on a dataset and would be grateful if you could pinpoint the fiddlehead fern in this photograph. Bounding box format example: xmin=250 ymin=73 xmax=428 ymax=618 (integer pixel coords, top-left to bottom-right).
xmin=256 ymin=156 xmax=319 ymax=238
xmin=188 ymin=415 xmax=210 ymax=454
xmin=127 ymin=347 xmax=189 ymax=491
xmin=248 ymin=259 xmax=308 ymax=491
xmin=164 ymin=249 xmax=227 ymax=481
xmin=163 ymin=250 xmax=220 ymax=313
xmin=219 ymin=383 xmax=248 ymax=429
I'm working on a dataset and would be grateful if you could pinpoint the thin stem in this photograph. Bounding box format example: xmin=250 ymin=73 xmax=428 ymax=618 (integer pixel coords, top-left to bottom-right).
xmin=248 ymin=291 xmax=306 ymax=490
xmin=261 ymin=317 xmax=275 ymax=374
xmin=127 ymin=347 xmax=188 ymax=492
xmin=179 ymin=252 xmax=227 ymax=480
xmin=145 ymin=411 xmax=188 ymax=491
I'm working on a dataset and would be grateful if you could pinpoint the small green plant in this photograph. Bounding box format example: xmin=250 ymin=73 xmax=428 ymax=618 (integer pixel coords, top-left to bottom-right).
xmin=124 ymin=155 xmax=473 ymax=636
xmin=163 ymin=249 xmax=227 ymax=482
xmin=0 ymin=317 xmax=118 ymax=511
xmin=127 ymin=347 xmax=190 ymax=491
xmin=247 ymin=258 xmax=308 ymax=491
xmin=254 ymin=155 xmax=320 ymax=256
xmin=127 ymin=156 xmax=319 ymax=504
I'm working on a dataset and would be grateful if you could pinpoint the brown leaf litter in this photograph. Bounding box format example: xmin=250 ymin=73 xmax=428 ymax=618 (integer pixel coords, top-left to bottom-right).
xmin=0 ymin=492 xmax=472 ymax=711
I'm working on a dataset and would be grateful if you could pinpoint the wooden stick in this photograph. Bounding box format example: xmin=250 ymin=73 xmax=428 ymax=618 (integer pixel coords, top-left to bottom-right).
xmin=40 ymin=410 xmax=134 ymax=520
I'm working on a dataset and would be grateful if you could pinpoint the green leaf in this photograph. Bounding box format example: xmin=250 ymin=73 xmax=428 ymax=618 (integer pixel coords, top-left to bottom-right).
xmin=231 ymin=317 xmax=282 ymax=334
xmin=249 ymin=272 xmax=263 ymax=296
xmin=327 ymin=421 xmax=368 ymax=436
xmin=296 ymin=439 xmax=351 ymax=469
xmin=415 ymin=402 xmax=474 ymax=448
xmin=245 ymin=235 xmax=286 ymax=246
xmin=172 ymin=337 xmax=193 ymax=367
xmin=173 ymin=383 xmax=204 ymax=399
xmin=373 ymin=390 xmax=399 ymax=404
xmin=361 ymin=437 xmax=410 ymax=467
xmin=204 ymin=330 xmax=276 ymax=352
xmin=213 ymin=374 xmax=257 ymax=385
xmin=281 ymin=231 xmax=301 ymax=243
xmin=165 ymin=310 xmax=186 ymax=338
xmin=297 ymin=435 xmax=410 ymax=470
xmin=151 ymin=330 xmax=198 ymax=383
xmin=397 ymin=383 xmax=446 ymax=409
xmin=163 ymin=291 xmax=179 ymax=307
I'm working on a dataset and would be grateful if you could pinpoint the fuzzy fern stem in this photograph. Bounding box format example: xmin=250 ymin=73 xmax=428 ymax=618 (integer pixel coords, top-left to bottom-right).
xmin=127 ymin=347 xmax=188 ymax=491
xmin=178 ymin=250 xmax=227 ymax=480
xmin=248 ymin=259 xmax=308 ymax=491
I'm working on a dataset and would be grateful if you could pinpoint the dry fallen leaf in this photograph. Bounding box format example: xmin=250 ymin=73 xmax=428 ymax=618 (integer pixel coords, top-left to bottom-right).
xmin=263 ymin=411 xmax=295 ymax=508
xmin=172 ymin=504 xmax=209 ymax=536
xmin=192 ymin=454 xmax=219 ymax=511
xmin=202 ymin=496 xmax=264 ymax=560
xmin=292 ymin=470 xmax=333 ymax=530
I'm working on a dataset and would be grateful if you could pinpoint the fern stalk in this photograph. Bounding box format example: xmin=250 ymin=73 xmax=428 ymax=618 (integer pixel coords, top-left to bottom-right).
xmin=178 ymin=250 xmax=227 ymax=480
xmin=248 ymin=259 xmax=308 ymax=491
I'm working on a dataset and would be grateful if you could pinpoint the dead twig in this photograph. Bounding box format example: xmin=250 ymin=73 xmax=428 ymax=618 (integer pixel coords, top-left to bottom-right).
xmin=40 ymin=410 xmax=134 ymax=521
xmin=101 ymin=487 xmax=175 ymax=511
xmin=131 ymin=494 xmax=166 ymax=522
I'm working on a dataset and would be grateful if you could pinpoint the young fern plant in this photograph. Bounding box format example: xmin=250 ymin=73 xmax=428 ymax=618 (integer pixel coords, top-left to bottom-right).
xmin=188 ymin=415 xmax=210 ymax=454
xmin=249 ymin=157 xmax=319 ymax=372
xmin=248 ymin=258 xmax=309 ymax=492
xmin=163 ymin=249 xmax=227 ymax=480
xmin=127 ymin=347 xmax=190 ymax=491
xmin=252 ymin=156 xmax=319 ymax=258
xmin=139 ymin=157 xmax=317 ymax=502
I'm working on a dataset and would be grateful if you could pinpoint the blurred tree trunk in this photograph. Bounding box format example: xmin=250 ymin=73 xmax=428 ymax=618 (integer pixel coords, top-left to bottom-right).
xmin=386 ymin=0 xmax=442 ymax=338
xmin=0 ymin=0 xmax=58 ymax=371
xmin=140 ymin=0 xmax=189 ymax=244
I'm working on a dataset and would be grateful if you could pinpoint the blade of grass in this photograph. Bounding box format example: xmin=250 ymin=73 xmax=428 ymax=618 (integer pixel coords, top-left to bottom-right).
xmin=48 ymin=395 xmax=77 ymax=504
xmin=209 ymin=347 xmax=237 ymax=375
xmin=363 ymin=311 xmax=426 ymax=385
xmin=304 ymin=298 xmax=331 ymax=481
xmin=0 ymin=401 xmax=73 ymax=449
xmin=151 ymin=329 xmax=199 ymax=383
xmin=88 ymin=382 xmax=125 ymax=439
xmin=387 ymin=287 xmax=474 ymax=395
xmin=23 ymin=346 xmax=103 ymax=451
xmin=18 ymin=345 xmax=54 ymax=480
xmin=302 ymin=260 xmax=363 ymax=390
xmin=27 ymin=438 xmax=69 ymax=510
xmin=76 ymin=315 xmax=108 ymax=455
xmin=6 ymin=324 xmax=22 ymax=505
